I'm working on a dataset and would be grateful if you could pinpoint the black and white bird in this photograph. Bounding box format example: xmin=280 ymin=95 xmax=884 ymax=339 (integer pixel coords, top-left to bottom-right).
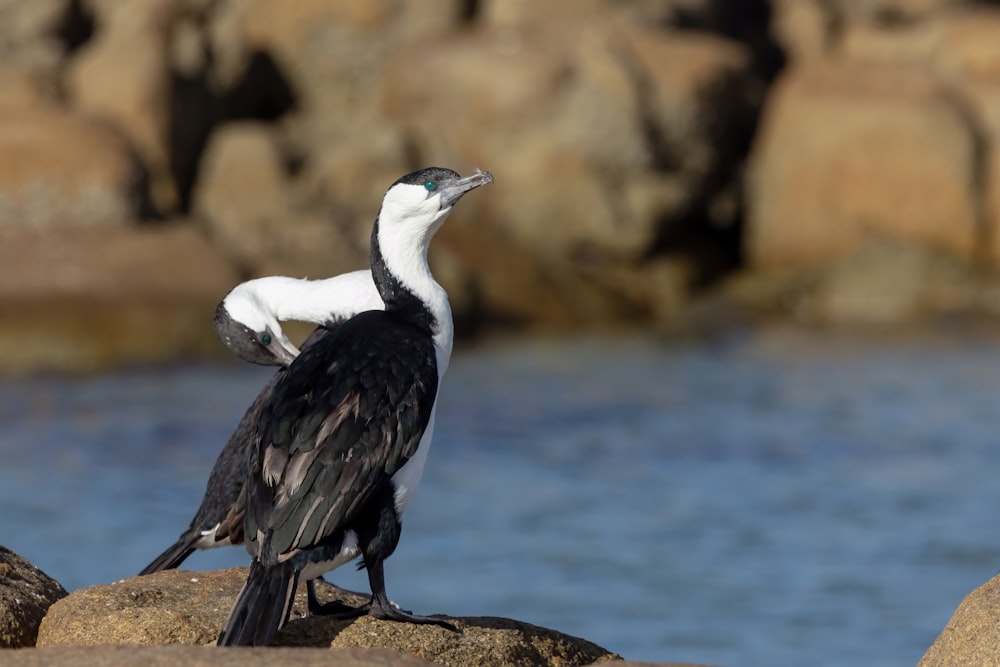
xmin=138 ymin=270 xmax=384 ymax=577
xmin=217 ymin=166 xmax=492 ymax=646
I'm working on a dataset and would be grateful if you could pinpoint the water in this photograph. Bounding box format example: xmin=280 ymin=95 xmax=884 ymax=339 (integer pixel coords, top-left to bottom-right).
xmin=2 ymin=328 xmax=999 ymax=666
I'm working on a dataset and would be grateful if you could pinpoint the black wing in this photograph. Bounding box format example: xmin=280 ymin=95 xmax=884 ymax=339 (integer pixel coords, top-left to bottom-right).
xmin=190 ymin=326 xmax=334 ymax=545
xmin=245 ymin=310 xmax=438 ymax=566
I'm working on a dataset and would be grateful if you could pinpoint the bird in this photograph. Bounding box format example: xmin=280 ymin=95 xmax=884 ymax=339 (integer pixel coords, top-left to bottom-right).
xmin=217 ymin=166 xmax=492 ymax=646
xmin=137 ymin=270 xmax=384 ymax=578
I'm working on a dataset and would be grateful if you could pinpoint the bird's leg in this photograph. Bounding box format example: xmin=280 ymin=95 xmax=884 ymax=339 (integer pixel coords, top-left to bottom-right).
xmin=312 ymin=559 xmax=455 ymax=630
xmin=306 ymin=578 xmax=364 ymax=616
xmin=361 ymin=558 xmax=457 ymax=631
xmin=318 ymin=486 xmax=455 ymax=629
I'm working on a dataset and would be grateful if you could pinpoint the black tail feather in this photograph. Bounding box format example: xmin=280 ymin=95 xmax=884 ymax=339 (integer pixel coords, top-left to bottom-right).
xmin=138 ymin=533 xmax=198 ymax=575
xmin=217 ymin=560 xmax=299 ymax=647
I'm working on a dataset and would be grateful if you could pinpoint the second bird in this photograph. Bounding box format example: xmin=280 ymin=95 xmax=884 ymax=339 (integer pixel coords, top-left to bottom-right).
xmin=217 ymin=166 xmax=493 ymax=646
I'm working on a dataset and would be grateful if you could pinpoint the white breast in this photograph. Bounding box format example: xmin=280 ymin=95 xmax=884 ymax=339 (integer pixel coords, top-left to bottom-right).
xmin=390 ymin=403 xmax=437 ymax=516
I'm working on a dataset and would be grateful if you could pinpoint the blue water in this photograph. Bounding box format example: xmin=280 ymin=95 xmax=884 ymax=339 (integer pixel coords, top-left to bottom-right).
xmin=2 ymin=329 xmax=999 ymax=666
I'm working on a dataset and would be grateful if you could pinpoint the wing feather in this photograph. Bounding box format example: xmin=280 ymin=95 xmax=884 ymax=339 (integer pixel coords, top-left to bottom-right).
xmin=245 ymin=311 xmax=437 ymax=566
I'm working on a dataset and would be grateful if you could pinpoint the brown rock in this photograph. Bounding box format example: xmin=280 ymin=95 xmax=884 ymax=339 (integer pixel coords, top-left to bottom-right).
xmin=770 ymin=0 xmax=830 ymax=63
xmin=0 ymin=61 xmax=60 ymax=112
xmin=0 ymin=108 xmax=147 ymax=230
xmin=621 ymin=27 xmax=752 ymax=186
xmin=377 ymin=13 xmax=752 ymax=327
xmin=920 ymin=8 xmax=1000 ymax=266
xmin=192 ymin=122 xmax=289 ymax=263
xmin=919 ymin=573 xmax=1000 ymax=666
xmin=745 ymin=60 xmax=978 ymax=270
xmin=781 ymin=6 xmax=1000 ymax=270
xmin=292 ymin=615 xmax=622 ymax=667
xmin=0 ymin=0 xmax=64 ymax=113
xmin=0 ymin=545 xmax=67 ymax=648
xmin=4 ymin=645 xmax=438 ymax=667
xmin=723 ymin=235 xmax=1000 ymax=325
xmin=0 ymin=225 xmax=240 ymax=373
xmin=200 ymin=0 xmax=470 ymax=270
xmin=192 ymin=122 xmax=366 ymax=278
xmin=803 ymin=239 xmax=979 ymax=324
xmin=38 ymin=568 xmax=622 ymax=666
xmin=834 ymin=0 xmax=963 ymax=26
xmin=207 ymin=0 xmax=463 ymax=149
xmin=773 ymin=0 xmax=965 ymax=64
xmin=0 ymin=0 xmax=67 ymax=37
xmin=67 ymin=0 xmax=180 ymax=213
xmin=2 ymin=645 xmax=712 ymax=667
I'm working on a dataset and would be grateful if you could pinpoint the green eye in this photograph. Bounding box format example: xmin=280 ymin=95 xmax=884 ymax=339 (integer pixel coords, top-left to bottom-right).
xmin=424 ymin=180 xmax=436 ymax=191
xmin=261 ymin=333 xmax=272 ymax=346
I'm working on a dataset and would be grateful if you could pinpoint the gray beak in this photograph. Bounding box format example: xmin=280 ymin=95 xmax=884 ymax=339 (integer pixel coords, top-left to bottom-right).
xmin=266 ymin=330 xmax=301 ymax=367
xmin=437 ymin=168 xmax=494 ymax=209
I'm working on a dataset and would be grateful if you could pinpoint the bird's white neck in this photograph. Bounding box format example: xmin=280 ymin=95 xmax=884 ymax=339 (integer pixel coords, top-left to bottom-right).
xmin=371 ymin=198 xmax=454 ymax=373
xmin=234 ymin=272 xmax=382 ymax=327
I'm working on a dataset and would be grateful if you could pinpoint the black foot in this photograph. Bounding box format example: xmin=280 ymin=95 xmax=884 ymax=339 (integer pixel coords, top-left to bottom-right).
xmin=352 ymin=550 xmax=456 ymax=631
xmin=325 ymin=594 xmax=457 ymax=631
xmin=368 ymin=595 xmax=457 ymax=631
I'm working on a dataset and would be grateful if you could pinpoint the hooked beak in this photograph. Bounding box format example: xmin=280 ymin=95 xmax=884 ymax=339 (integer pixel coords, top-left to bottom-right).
xmin=437 ymin=168 xmax=494 ymax=209
xmin=265 ymin=329 xmax=301 ymax=367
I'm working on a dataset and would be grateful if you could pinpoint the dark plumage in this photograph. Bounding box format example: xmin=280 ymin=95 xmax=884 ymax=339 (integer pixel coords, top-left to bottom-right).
xmin=138 ymin=330 xmax=326 ymax=575
xmin=139 ymin=272 xmax=382 ymax=576
xmin=220 ymin=311 xmax=437 ymax=646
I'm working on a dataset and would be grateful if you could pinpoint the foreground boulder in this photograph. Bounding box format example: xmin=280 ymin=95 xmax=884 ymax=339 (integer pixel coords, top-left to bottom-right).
xmin=919 ymin=573 xmax=1000 ymax=666
xmin=0 ymin=545 xmax=67 ymax=648
xmin=3 ymin=645 xmax=438 ymax=667
xmin=37 ymin=568 xmax=621 ymax=666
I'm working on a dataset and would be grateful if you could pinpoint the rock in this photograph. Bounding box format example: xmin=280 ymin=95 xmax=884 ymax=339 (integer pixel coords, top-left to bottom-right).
xmin=199 ymin=0 xmax=471 ymax=276
xmin=4 ymin=645 xmax=439 ymax=667
xmin=919 ymin=573 xmax=1000 ymax=666
xmin=621 ymin=27 xmax=753 ymax=189
xmin=0 ymin=0 xmax=65 ymax=112
xmin=0 ymin=60 xmax=61 ymax=112
xmin=772 ymin=0 xmax=966 ymax=64
xmin=192 ymin=122 xmax=366 ymax=278
xmin=797 ymin=239 xmax=981 ymax=325
xmin=745 ymin=60 xmax=978 ymax=270
xmin=912 ymin=7 xmax=1000 ymax=267
xmin=0 ymin=545 xmax=67 ymax=648
xmin=377 ymin=11 xmax=753 ymax=327
xmin=0 ymin=108 xmax=148 ymax=230
xmin=37 ymin=568 xmax=622 ymax=666
xmin=833 ymin=0 xmax=963 ymax=26
xmin=723 ymin=235 xmax=1000 ymax=325
xmin=0 ymin=0 xmax=68 ymax=69
xmin=770 ymin=0 xmax=830 ymax=62
xmin=0 ymin=225 xmax=240 ymax=373
xmin=207 ymin=0 xmax=464 ymax=150
xmin=1 ymin=645 xmax=713 ymax=667
xmin=67 ymin=0 xmax=180 ymax=213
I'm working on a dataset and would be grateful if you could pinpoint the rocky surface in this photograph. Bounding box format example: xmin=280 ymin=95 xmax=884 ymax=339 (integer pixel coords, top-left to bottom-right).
xmin=0 ymin=225 xmax=239 ymax=373
xmin=6 ymin=1 xmax=1000 ymax=371
xmin=746 ymin=59 xmax=978 ymax=269
xmin=36 ymin=567 xmax=624 ymax=666
xmin=3 ymin=646 xmax=441 ymax=667
xmin=0 ymin=545 xmax=67 ymax=648
xmin=2 ymin=646 xmax=714 ymax=667
xmin=919 ymin=572 xmax=1000 ymax=666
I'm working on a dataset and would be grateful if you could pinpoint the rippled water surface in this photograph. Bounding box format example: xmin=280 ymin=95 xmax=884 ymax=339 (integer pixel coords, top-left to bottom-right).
xmin=3 ymin=329 xmax=1000 ymax=666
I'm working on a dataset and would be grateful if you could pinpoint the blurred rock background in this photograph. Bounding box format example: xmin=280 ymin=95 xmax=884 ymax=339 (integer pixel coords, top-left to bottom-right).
xmin=4 ymin=0 xmax=1000 ymax=372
